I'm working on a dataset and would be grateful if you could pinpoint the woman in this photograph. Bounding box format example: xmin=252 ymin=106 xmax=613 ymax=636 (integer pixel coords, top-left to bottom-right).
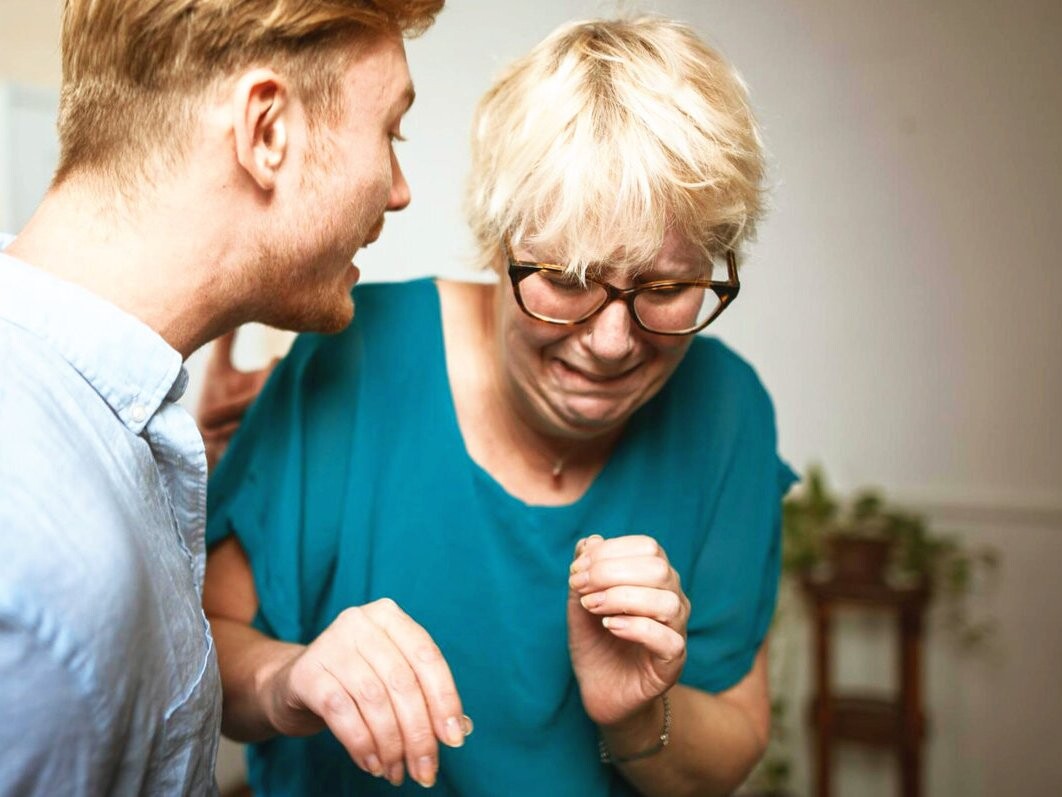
xmin=203 ymin=16 xmax=795 ymax=797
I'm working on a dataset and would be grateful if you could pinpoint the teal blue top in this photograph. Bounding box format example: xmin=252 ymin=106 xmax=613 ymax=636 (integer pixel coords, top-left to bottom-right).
xmin=207 ymin=278 xmax=796 ymax=797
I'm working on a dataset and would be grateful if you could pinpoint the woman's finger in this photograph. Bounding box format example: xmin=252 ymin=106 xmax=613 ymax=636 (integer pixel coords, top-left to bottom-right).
xmin=346 ymin=601 xmax=443 ymax=789
xmin=570 ymin=554 xmax=676 ymax=594
xmin=578 ymin=585 xmax=688 ymax=626
xmin=301 ymin=664 xmax=386 ymax=779
xmin=576 ymin=534 xmax=665 ymax=563
xmin=198 ymin=394 xmax=256 ymax=428
xmin=364 ymin=599 xmax=469 ymax=751
xmin=208 ymin=330 xmax=238 ymax=370
xmin=321 ymin=610 xmax=413 ymax=786
xmin=599 ymin=614 xmax=687 ymax=664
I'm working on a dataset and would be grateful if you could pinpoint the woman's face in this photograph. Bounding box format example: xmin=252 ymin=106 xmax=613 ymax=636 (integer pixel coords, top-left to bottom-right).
xmin=497 ymin=228 xmax=702 ymax=442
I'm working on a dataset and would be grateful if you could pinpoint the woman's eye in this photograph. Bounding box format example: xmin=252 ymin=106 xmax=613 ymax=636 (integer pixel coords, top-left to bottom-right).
xmin=543 ymin=272 xmax=584 ymax=292
xmin=653 ymin=285 xmax=686 ymax=297
xmin=640 ymin=284 xmax=694 ymax=304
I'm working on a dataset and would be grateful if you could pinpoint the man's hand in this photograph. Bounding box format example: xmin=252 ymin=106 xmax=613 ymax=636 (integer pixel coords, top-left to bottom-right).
xmin=567 ymin=534 xmax=689 ymax=729
xmin=260 ymin=598 xmax=472 ymax=789
xmin=196 ymin=330 xmax=275 ymax=470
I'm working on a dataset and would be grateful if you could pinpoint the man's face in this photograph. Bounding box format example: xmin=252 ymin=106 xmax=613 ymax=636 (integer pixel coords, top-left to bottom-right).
xmin=257 ymin=32 xmax=413 ymax=332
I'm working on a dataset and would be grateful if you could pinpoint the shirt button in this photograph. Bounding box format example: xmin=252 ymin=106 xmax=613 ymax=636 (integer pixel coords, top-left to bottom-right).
xmin=130 ymin=404 xmax=147 ymax=423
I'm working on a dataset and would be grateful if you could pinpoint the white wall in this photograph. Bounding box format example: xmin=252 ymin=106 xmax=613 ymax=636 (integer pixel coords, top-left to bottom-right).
xmin=2 ymin=1 xmax=1060 ymax=794
xmin=371 ymin=0 xmax=1062 ymax=510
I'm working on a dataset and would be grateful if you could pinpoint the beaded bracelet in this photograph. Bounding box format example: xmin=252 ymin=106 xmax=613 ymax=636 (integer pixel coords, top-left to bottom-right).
xmin=598 ymin=693 xmax=672 ymax=764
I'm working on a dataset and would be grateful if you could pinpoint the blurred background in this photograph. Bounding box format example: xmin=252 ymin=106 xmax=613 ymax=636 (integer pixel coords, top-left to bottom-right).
xmin=2 ymin=0 xmax=1059 ymax=794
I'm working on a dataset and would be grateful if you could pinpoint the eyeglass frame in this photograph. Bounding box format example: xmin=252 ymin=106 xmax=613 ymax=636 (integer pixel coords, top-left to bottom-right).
xmin=503 ymin=235 xmax=740 ymax=336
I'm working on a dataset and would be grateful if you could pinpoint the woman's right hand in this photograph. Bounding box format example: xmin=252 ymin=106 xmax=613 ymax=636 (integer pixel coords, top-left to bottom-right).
xmin=259 ymin=598 xmax=471 ymax=789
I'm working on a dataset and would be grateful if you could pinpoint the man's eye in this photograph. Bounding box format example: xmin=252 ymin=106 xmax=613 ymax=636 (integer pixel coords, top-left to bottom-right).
xmin=389 ymin=131 xmax=407 ymax=144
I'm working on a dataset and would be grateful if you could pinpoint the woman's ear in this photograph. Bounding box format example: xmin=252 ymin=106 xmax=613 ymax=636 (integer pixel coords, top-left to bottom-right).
xmin=231 ymin=69 xmax=289 ymax=192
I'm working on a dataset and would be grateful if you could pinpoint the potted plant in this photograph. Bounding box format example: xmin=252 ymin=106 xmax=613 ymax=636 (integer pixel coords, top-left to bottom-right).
xmin=782 ymin=466 xmax=998 ymax=616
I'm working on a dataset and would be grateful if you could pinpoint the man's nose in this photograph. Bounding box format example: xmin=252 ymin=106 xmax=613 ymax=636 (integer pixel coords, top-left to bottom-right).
xmin=388 ymin=148 xmax=411 ymax=211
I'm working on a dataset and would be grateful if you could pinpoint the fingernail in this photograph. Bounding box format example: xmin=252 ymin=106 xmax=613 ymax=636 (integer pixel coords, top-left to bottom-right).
xmin=444 ymin=715 xmax=465 ymax=747
xmin=569 ymin=570 xmax=589 ymax=589
xmin=580 ymin=592 xmax=605 ymax=609
xmin=603 ymin=616 xmax=628 ymax=630
xmin=461 ymin=714 xmax=474 ymax=736
xmin=387 ymin=763 xmax=404 ymax=786
xmin=569 ymin=555 xmax=589 ymax=574
xmin=414 ymin=756 xmax=436 ymax=788
xmin=365 ymin=754 xmax=383 ymax=777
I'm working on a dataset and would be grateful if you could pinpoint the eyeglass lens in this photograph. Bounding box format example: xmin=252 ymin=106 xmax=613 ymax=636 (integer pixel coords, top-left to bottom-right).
xmin=517 ymin=271 xmax=722 ymax=333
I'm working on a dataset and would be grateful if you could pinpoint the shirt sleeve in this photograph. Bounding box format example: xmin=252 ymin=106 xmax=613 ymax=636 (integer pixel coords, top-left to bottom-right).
xmin=206 ymin=328 xmax=362 ymax=644
xmin=680 ymin=360 xmax=798 ymax=694
xmin=0 ymin=620 xmax=110 ymax=796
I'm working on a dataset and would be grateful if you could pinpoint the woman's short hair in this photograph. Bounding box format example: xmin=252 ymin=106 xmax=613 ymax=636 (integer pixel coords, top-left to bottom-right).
xmin=465 ymin=16 xmax=766 ymax=277
xmin=56 ymin=0 xmax=444 ymax=188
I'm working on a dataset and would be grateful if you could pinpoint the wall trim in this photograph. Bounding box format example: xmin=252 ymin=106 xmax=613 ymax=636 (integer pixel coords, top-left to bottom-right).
xmin=888 ymin=490 xmax=1062 ymax=530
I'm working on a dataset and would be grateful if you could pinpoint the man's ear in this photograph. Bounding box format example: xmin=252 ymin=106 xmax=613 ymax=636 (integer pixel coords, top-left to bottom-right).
xmin=231 ymin=69 xmax=290 ymax=192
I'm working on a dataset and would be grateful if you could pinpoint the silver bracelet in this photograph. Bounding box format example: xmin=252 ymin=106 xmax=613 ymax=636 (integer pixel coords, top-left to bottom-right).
xmin=598 ymin=693 xmax=672 ymax=764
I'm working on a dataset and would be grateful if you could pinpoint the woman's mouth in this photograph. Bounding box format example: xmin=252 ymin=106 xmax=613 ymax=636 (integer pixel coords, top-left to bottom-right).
xmin=552 ymin=358 xmax=641 ymax=389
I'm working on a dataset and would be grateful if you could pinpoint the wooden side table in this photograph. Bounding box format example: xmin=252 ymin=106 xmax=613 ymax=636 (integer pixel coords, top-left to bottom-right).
xmin=801 ymin=575 xmax=931 ymax=797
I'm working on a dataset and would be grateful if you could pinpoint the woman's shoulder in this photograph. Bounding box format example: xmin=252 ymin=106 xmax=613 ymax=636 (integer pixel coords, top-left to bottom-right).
xmin=672 ymin=336 xmax=773 ymax=411
xmin=637 ymin=335 xmax=781 ymax=460
xmin=286 ymin=277 xmax=441 ymax=359
xmin=354 ymin=276 xmax=440 ymax=312
xmin=343 ymin=276 xmax=441 ymax=332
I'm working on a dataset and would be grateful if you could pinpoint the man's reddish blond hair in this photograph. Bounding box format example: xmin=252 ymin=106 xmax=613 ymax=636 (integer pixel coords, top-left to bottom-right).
xmin=56 ymin=0 xmax=444 ymax=186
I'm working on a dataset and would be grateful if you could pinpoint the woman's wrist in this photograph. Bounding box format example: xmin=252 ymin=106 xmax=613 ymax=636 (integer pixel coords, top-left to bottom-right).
xmin=598 ymin=693 xmax=672 ymax=764
xmin=255 ymin=641 xmax=305 ymax=735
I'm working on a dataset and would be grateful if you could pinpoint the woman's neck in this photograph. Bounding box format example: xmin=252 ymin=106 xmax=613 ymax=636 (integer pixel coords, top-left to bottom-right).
xmin=437 ymin=280 xmax=618 ymax=506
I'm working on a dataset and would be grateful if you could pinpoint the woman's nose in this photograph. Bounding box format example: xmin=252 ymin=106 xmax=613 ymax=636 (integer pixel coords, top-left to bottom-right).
xmin=584 ymin=298 xmax=636 ymax=361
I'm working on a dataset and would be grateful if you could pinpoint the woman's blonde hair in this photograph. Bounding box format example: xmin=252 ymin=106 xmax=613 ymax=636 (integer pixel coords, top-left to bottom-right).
xmin=56 ymin=0 xmax=444 ymax=187
xmin=465 ymin=16 xmax=766 ymax=277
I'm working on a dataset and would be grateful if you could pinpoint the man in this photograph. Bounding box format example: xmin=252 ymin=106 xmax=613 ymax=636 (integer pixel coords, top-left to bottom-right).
xmin=0 ymin=1 xmax=458 ymax=793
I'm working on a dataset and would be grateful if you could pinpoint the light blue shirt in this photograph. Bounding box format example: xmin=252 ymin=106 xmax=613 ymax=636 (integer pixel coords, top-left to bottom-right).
xmin=0 ymin=236 xmax=221 ymax=796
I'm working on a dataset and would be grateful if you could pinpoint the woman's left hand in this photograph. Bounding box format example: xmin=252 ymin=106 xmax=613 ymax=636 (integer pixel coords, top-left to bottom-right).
xmin=567 ymin=534 xmax=690 ymax=728
xmin=196 ymin=330 xmax=277 ymax=470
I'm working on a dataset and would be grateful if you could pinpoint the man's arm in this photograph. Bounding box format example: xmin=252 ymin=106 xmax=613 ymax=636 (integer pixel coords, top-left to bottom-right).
xmin=203 ymin=537 xmax=471 ymax=790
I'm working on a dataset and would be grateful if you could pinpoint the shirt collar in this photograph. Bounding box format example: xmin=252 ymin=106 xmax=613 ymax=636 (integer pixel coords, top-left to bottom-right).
xmin=0 ymin=234 xmax=186 ymax=434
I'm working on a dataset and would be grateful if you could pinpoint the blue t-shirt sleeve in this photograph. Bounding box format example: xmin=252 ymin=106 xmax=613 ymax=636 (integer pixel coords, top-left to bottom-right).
xmin=679 ymin=346 xmax=798 ymax=694
xmin=206 ymin=336 xmax=309 ymax=641
xmin=206 ymin=327 xmax=360 ymax=643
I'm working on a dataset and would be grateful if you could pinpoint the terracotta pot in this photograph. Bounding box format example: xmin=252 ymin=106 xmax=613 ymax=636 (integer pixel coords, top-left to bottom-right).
xmin=827 ymin=534 xmax=893 ymax=584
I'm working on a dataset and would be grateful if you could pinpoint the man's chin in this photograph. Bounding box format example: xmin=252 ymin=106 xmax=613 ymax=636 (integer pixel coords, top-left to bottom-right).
xmin=270 ymin=294 xmax=356 ymax=335
xmin=313 ymin=303 xmax=356 ymax=334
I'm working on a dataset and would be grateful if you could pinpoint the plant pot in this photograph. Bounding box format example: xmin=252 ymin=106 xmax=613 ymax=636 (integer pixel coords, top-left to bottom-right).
xmin=827 ymin=534 xmax=893 ymax=584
